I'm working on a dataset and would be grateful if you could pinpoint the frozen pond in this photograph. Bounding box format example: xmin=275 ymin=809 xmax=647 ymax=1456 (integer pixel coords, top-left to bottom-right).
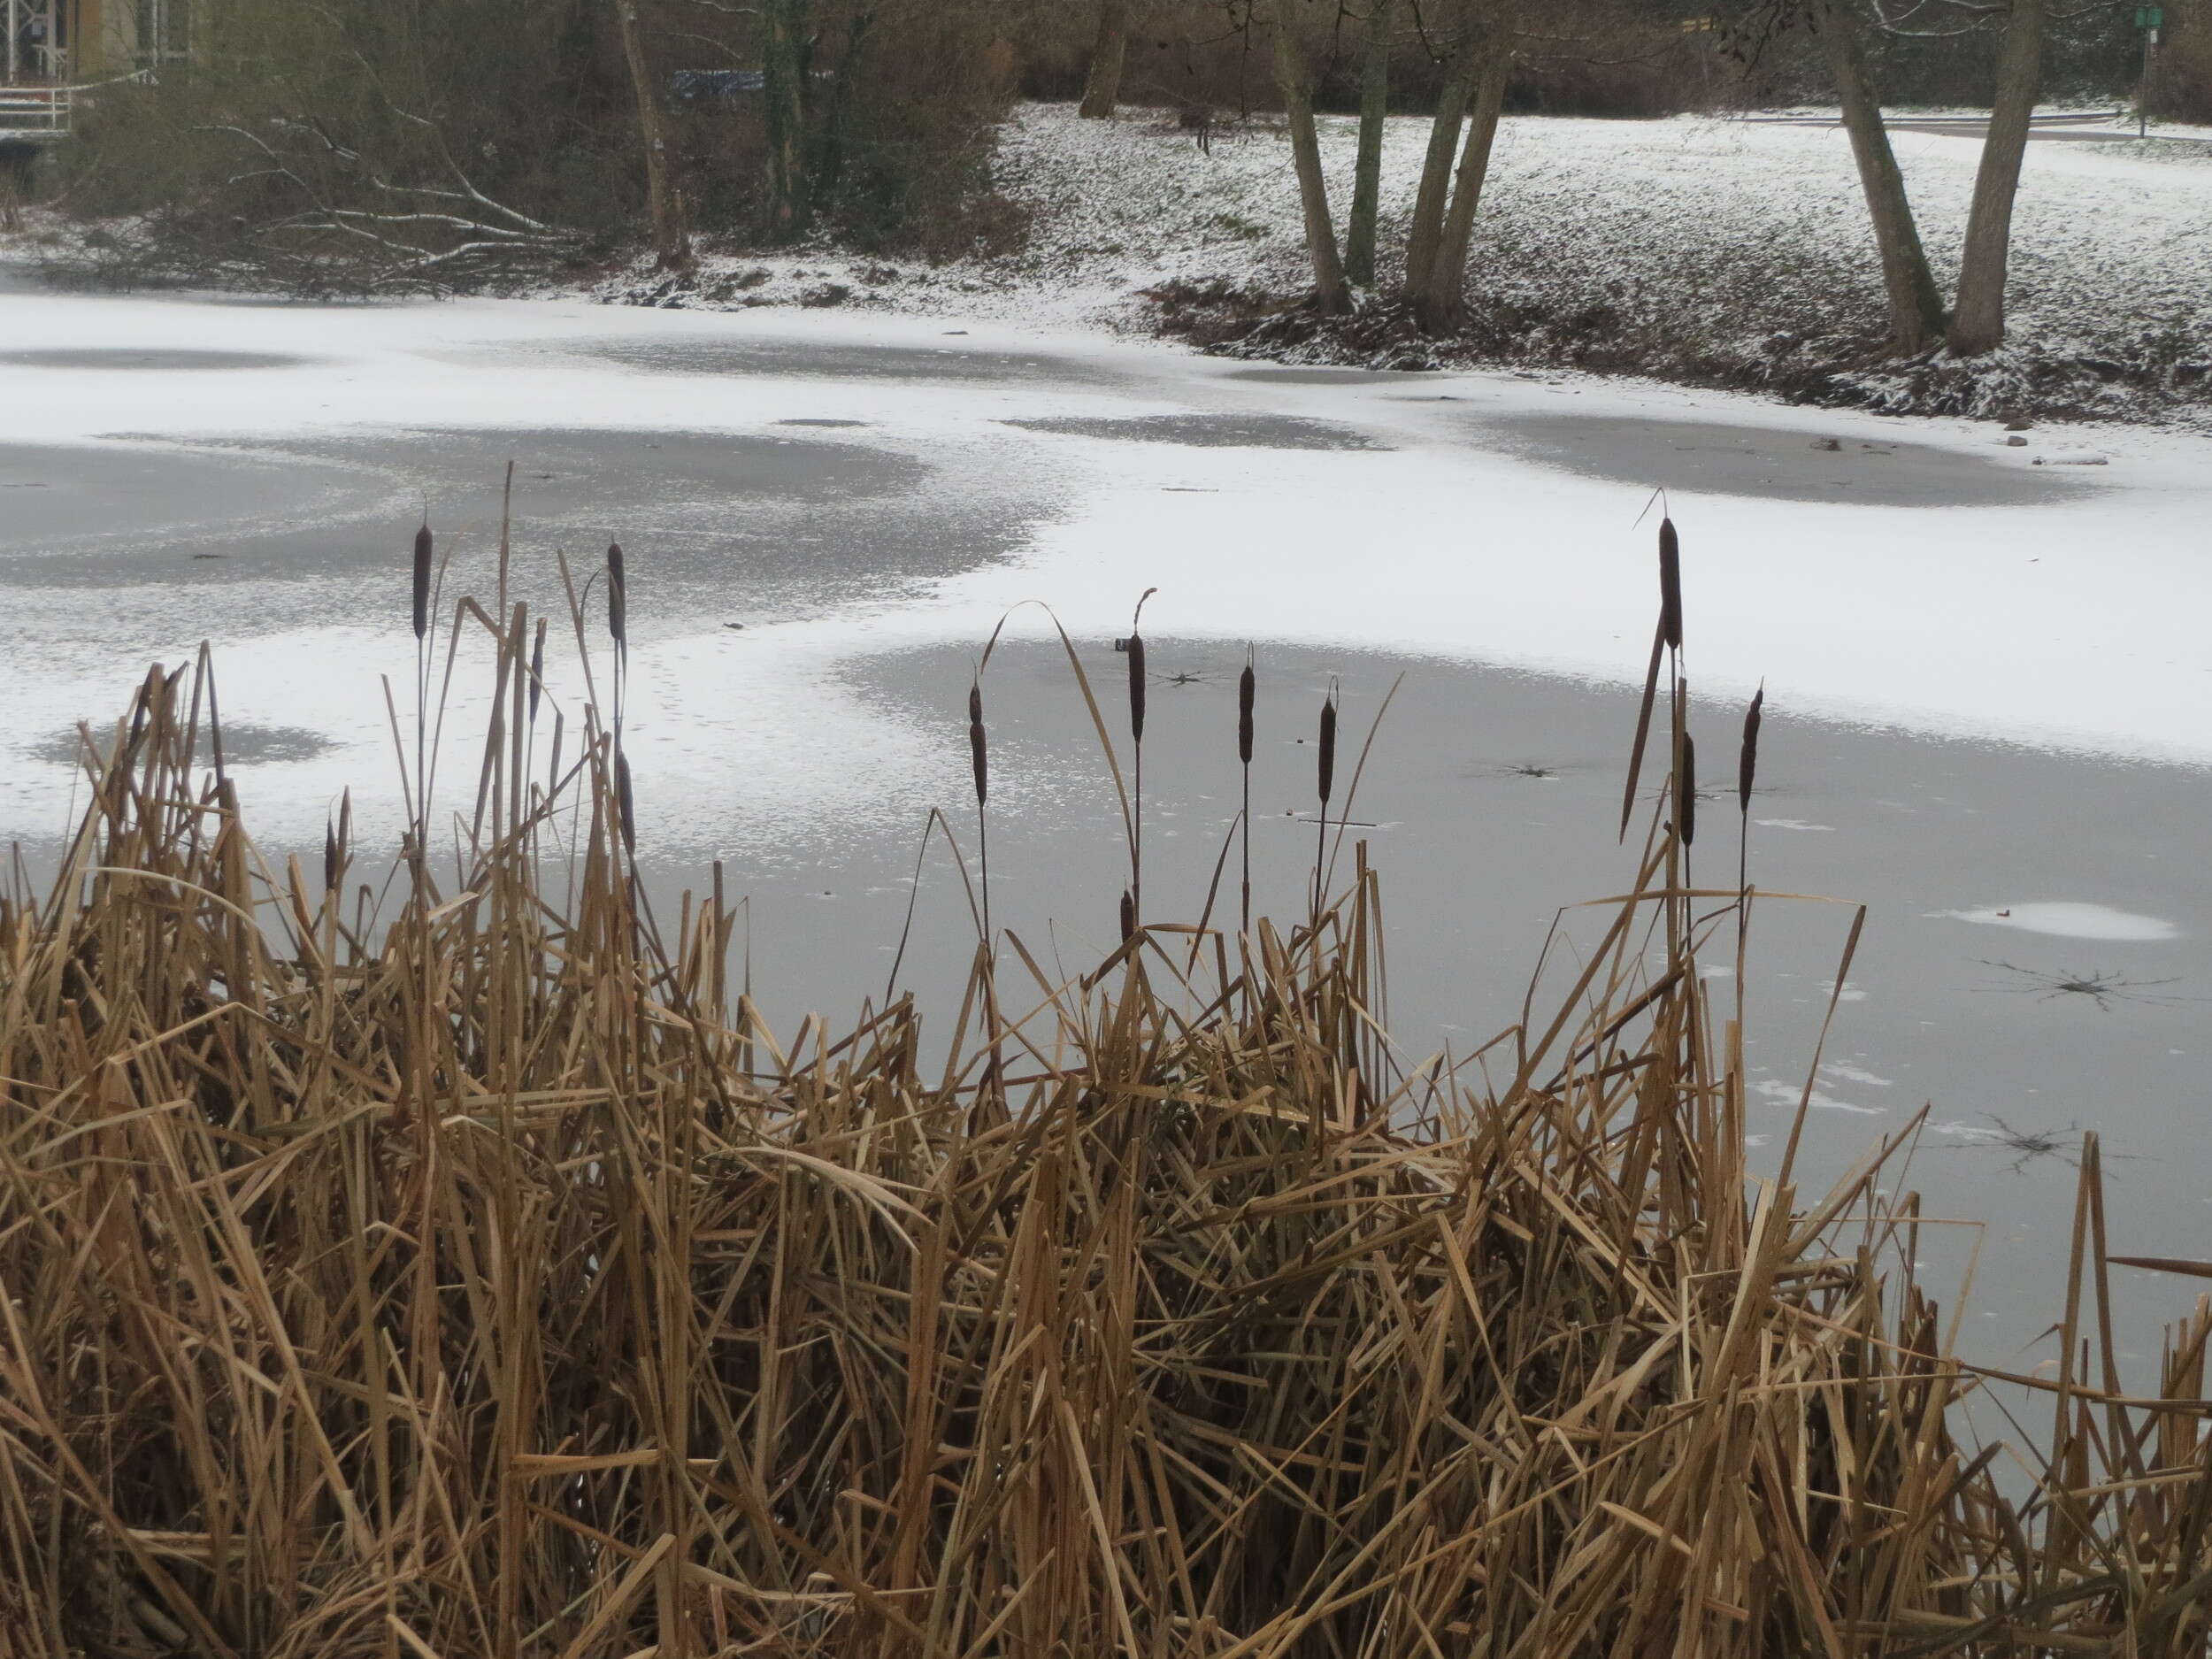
xmin=4 ymin=284 xmax=2210 ymax=1372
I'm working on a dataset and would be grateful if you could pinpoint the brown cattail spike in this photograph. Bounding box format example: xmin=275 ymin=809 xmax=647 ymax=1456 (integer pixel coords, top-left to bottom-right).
xmin=323 ymin=820 xmax=340 ymax=894
xmin=607 ymin=542 xmax=627 ymax=647
xmin=1678 ymin=733 xmax=1697 ymax=848
xmin=1238 ymin=660 xmax=1255 ymax=765
xmin=411 ymin=522 xmax=433 ymax=641
xmin=1739 ymin=685 xmax=1763 ymax=816
xmin=968 ymin=683 xmax=987 ymax=807
xmin=1126 ymin=634 xmax=1147 ymax=744
xmin=1118 ymin=888 xmax=1136 ymax=943
xmin=1658 ymin=518 xmax=1682 ymax=653
xmin=616 ymin=751 xmax=637 ymax=854
xmin=1317 ymin=691 xmax=1338 ymax=807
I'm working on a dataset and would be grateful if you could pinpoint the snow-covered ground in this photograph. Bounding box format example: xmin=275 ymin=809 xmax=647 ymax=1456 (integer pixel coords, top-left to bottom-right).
xmin=0 ymin=282 xmax=2208 ymax=862
xmin=603 ymin=104 xmax=2212 ymax=426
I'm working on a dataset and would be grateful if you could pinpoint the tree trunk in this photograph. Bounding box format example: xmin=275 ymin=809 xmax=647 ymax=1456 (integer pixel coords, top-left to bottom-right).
xmin=1950 ymin=0 xmax=2047 ymax=356
xmin=813 ymin=6 xmax=875 ymax=198
xmin=1819 ymin=0 xmax=1944 ymax=353
xmin=615 ymin=0 xmax=688 ymax=269
xmin=1079 ymin=0 xmax=1130 ymax=119
xmin=763 ymin=0 xmax=811 ymax=240
xmin=1345 ymin=0 xmax=1396 ymax=288
xmin=1414 ymin=50 xmax=1507 ymax=334
xmin=1404 ymin=66 xmax=1473 ymax=303
xmin=1272 ymin=0 xmax=1350 ymax=315
xmin=1407 ymin=51 xmax=1478 ymax=303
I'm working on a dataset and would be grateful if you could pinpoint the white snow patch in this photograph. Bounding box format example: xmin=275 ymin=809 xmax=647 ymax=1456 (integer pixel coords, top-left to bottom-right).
xmin=1928 ymin=902 xmax=2180 ymax=941
xmin=1755 ymin=1078 xmax=1886 ymax=1115
xmin=1821 ymin=1063 xmax=1894 ymax=1088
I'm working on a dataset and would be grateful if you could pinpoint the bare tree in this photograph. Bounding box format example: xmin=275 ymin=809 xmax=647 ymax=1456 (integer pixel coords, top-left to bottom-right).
xmin=1412 ymin=50 xmax=1508 ymax=328
xmin=1818 ymin=0 xmax=1946 ymax=351
xmin=616 ymin=0 xmax=689 ymax=267
xmin=1272 ymin=0 xmax=1351 ymax=312
xmin=1403 ymin=27 xmax=1479 ymax=313
xmin=1345 ymin=0 xmax=1398 ymax=287
xmin=762 ymin=0 xmax=811 ymax=237
xmin=1948 ymin=0 xmax=2049 ymax=353
xmin=1080 ymin=0 xmax=1133 ymax=118
xmin=1402 ymin=0 xmax=1517 ymax=332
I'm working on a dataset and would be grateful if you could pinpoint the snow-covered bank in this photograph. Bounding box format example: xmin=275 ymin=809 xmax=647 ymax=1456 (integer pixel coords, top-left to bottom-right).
xmin=596 ymin=103 xmax=2212 ymax=428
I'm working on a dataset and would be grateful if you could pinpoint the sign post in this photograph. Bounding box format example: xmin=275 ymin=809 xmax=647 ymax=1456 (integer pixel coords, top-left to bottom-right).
xmin=2136 ymin=6 xmax=2164 ymax=138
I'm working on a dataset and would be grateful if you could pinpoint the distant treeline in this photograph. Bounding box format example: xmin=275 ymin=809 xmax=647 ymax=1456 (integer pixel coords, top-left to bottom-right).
xmin=30 ymin=0 xmax=2207 ymax=296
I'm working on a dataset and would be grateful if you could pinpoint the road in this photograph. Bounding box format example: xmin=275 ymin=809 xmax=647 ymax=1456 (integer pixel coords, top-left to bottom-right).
xmin=1750 ymin=113 xmax=2212 ymax=147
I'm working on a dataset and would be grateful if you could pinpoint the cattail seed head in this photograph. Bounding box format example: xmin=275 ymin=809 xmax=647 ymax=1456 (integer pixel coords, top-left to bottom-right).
xmin=607 ymin=542 xmax=627 ymax=647
xmin=323 ymin=819 xmax=340 ymax=893
xmin=1739 ymin=686 xmax=1763 ymax=816
xmin=1237 ymin=660 xmax=1255 ymax=766
xmin=1119 ymin=888 xmax=1136 ymax=943
xmin=411 ymin=522 xmax=433 ymax=641
xmin=1678 ymin=733 xmax=1697 ymax=848
xmin=1658 ymin=518 xmax=1683 ymax=653
xmin=968 ymin=682 xmax=988 ymax=808
xmin=1317 ymin=691 xmax=1338 ymax=807
xmin=1126 ymin=634 xmax=1147 ymax=744
xmin=616 ymin=750 xmax=636 ymax=854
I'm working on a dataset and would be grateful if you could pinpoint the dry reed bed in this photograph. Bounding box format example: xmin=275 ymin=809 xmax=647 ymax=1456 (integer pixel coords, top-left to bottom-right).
xmin=0 ymin=542 xmax=2208 ymax=1658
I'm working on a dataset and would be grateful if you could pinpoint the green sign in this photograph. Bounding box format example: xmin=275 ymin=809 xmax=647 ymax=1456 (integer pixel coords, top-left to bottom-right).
xmin=2135 ymin=5 xmax=2162 ymax=27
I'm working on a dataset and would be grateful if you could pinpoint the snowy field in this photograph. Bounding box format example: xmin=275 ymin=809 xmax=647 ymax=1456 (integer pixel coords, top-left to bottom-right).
xmin=616 ymin=104 xmax=2212 ymax=425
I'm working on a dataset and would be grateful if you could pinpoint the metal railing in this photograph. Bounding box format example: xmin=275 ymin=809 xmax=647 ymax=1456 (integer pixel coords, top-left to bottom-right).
xmin=0 ymin=85 xmax=69 ymax=135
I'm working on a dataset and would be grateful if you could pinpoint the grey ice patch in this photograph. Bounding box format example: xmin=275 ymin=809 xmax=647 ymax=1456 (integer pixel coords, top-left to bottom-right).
xmin=1222 ymin=367 xmax=1427 ymax=386
xmin=1001 ymin=414 xmax=1388 ymax=451
xmin=533 ymin=338 xmax=1119 ymax=386
xmin=0 ymin=349 xmax=307 ymax=372
xmin=1471 ymin=415 xmax=2088 ymax=507
xmin=35 ymin=722 xmax=335 ymax=768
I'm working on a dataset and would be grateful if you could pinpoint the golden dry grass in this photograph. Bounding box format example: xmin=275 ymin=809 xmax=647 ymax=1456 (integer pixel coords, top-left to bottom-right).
xmin=0 ymin=554 xmax=2207 ymax=1658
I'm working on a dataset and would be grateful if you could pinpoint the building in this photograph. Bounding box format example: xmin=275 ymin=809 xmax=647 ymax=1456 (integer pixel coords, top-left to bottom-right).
xmin=5 ymin=0 xmax=184 ymax=88
xmin=4 ymin=0 xmax=179 ymax=143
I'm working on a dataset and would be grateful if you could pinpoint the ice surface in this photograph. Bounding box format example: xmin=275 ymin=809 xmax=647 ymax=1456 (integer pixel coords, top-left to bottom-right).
xmin=0 ymin=282 xmax=2208 ymax=860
